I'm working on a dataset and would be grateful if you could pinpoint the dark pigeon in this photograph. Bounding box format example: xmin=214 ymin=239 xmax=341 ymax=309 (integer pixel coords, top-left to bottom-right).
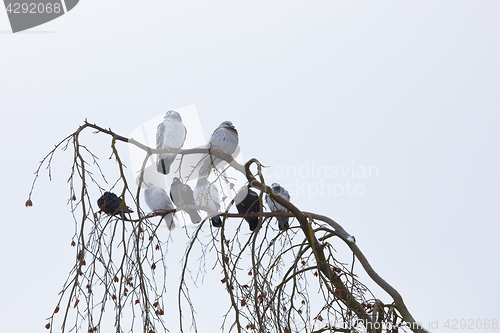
xmin=97 ymin=192 xmax=133 ymax=220
xmin=170 ymin=177 xmax=202 ymax=224
xmin=236 ymin=188 xmax=261 ymax=231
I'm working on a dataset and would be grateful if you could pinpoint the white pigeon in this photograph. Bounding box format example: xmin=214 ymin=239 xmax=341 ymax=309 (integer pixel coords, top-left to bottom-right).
xmin=144 ymin=182 xmax=176 ymax=230
xmin=198 ymin=121 xmax=238 ymax=177
xmin=265 ymin=183 xmax=291 ymax=231
xmin=156 ymin=110 xmax=187 ymax=175
xmin=193 ymin=177 xmax=222 ymax=227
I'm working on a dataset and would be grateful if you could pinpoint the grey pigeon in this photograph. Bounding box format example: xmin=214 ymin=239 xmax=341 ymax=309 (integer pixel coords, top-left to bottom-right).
xmin=97 ymin=192 xmax=133 ymax=221
xmin=198 ymin=121 xmax=238 ymax=177
xmin=144 ymin=183 xmax=175 ymax=230
xmin=235 ymin=188 xmax=260 ymax=231
xmin=170 ymin=177 xmax=202 ymax=224
xmin=265 ymin=183 xmax=291 ymax=231
xmin=156 ymin=110 xmax=187 ymax=175
xmin=194 ymin=177 xmax=222 ymax=227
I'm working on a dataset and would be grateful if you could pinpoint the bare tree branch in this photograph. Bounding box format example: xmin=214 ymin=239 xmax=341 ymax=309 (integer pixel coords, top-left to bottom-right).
xmin=28 ymin=121 xmax=429 ymax=333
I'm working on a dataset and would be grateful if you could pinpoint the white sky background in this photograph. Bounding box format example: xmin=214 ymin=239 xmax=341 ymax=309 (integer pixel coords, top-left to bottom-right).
xmin=1 ymin=1 xmax=499 ymax=332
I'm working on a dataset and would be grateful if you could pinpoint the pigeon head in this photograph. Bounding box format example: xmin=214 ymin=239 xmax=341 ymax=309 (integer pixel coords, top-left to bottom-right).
xmin=271 ymin=183 xmax=282 ymax=192
xmin=219 ymin=121 xmax=235 ymax=130
xmin=165 ymin=110 xmax=182 ymax=122
xmin=172 ymin=177 xmax=181 ymax=185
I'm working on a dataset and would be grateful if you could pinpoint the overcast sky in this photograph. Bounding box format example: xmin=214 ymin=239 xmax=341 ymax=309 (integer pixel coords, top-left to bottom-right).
xmin=1 ymin=1 xmax=499 ymax=332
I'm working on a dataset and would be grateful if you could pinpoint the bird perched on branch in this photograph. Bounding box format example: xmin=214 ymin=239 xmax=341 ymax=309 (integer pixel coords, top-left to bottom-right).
xmin=235 ymin=188 xmax=261 ymax=231
xmin=265 ymin=183 xmax=291 ymax=231
xmin=198 ymin=121 xmax=238 ymax=177
xmin=156 ymin=110 xmax=187 ymax=175
xmin=194 ymin=177 xmax=222 ymax=227
xmin=97 ymin=192 xmax=133 ymax=220
xmin=144 ymin=183 xmax=175 ymax=230
xmin=170 ymin=177 xmax=201 ymax=224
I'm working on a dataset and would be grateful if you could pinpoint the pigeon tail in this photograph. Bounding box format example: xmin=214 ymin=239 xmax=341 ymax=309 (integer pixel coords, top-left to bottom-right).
xmin=277 ymin=217 xmax=290 ymax=231
xmin=198 ymin=157 xmax=214 ymax=177
xmin=187 ymin=209 xmax=202 ymax=224
xmin=247 ymin=217 xmax=259 ymax=231
xmin=113 ymin=208 xmax=133 ymax=221
xmin=211 ymin=216 xmax=222 ymax=228
xmin=164 ymin=214 xmax=175 ymax=231
xmin=156 ymin=154 xmax=176 ymax=175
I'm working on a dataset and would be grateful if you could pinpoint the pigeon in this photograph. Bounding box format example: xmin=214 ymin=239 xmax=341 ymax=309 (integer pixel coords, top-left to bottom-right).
xmin=170 ymin=177 xmax=202 ymax=224
xmin=235 ymin=188 xmax=261 ymax=231
xmin=97 ymin=192 xmax=133 ymax=220
xmin=144 ymin=183 xmax=175 ymax=230
xmin=194 ymin=177 xmax=222 ymax=227
xmin=265 ymin=183 xmax=291 ymax=231
xmin=198 ymin=121 xmax=238 ymax=177
xmin=156 ymin=110 xmax=187 ymax=175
